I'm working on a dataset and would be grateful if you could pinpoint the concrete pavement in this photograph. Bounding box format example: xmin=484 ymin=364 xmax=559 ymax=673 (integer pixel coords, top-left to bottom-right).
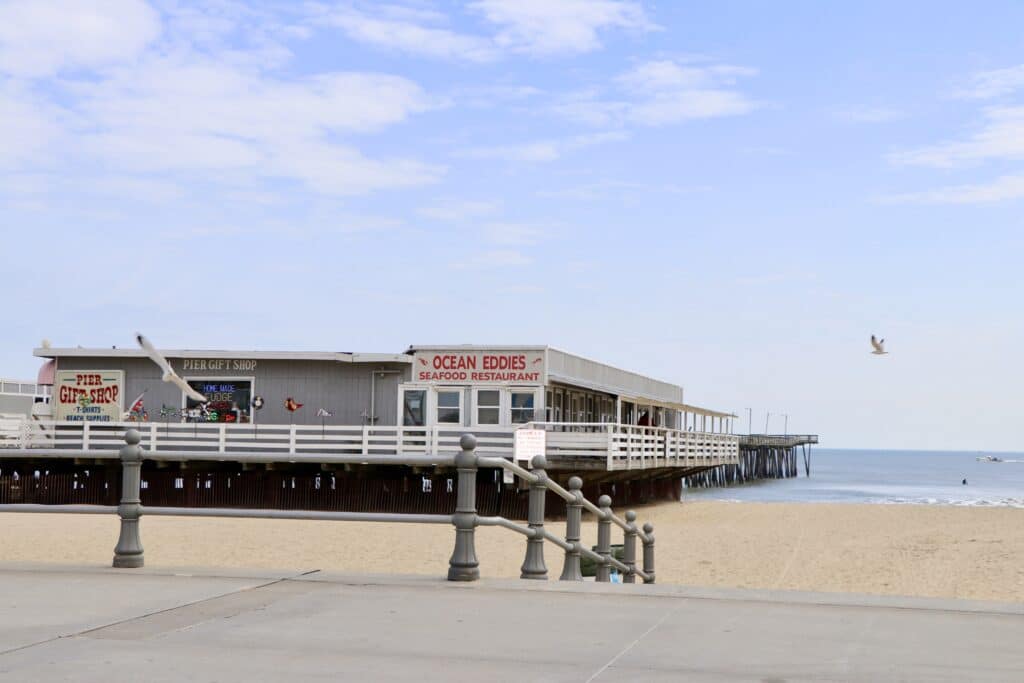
xmin=0 ymin=563 xmax=1022 ymax=681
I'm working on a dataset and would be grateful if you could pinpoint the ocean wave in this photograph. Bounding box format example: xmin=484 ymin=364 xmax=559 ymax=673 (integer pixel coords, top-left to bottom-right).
xmin=872 ymin=497 xmax=1024 ymax=508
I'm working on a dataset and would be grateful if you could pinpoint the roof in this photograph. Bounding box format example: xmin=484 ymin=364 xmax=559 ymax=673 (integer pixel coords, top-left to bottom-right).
xmin=33 ymin=348 xmax=412 ymax=364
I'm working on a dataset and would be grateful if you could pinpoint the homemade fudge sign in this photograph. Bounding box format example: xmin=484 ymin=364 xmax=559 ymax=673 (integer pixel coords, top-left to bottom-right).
xmin=412 ymin=350 xmax=546 ymax=384
xmin=54 ymin=370 xmax=125 ymax=422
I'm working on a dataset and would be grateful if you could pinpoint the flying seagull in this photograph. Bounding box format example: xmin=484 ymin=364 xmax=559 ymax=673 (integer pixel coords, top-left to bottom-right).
xmin=870 ymin=335 xmax=888 ymax=355
xmin=135 ymin=332 xmax=208 ymax=403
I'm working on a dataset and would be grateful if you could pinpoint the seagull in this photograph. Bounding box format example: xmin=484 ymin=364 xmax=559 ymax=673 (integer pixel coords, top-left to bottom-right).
xmin=135 ymin=332 xmax=208 ymax=403
xmin=870 ymin=335 xmax=888 ymax=355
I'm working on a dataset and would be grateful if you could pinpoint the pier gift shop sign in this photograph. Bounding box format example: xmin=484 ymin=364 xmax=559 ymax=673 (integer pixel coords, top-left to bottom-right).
xmin=413 ymin=350 xmax=546 ymax=385
xmin=54 ymin=370 xmax=124 ymax=422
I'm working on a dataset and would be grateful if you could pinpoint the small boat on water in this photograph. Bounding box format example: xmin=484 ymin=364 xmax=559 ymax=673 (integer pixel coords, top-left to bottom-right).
xmin=976 ymin=454 xmax=1003 ymax=463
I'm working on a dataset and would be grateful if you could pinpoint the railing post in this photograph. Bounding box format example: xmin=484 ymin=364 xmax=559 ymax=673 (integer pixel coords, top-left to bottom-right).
xmin=642 ymin=522 xmax=655 ymax=584
xmin=520 ymin=454 xmax=548 ymax=580
xmin=448 ymin=434 xmax=480 ymax=581
xmin=219 ymin=424 xmax=227 ymax=453
xmin=595 ymin=494 xmax=612 ymax=582
xmin=289 ymin=424 xmax=297 ymax=454
xmin=559 ymin=476 xmax=584 ymax=581
xmin=112 ymin=428 xmax=144 ymax=568
xmin=606 ymin=424 xmax=614 ymax=471
xmin=623 ymin=510 xmax=638 ymax=583
xmin=82 ymin=422 xmax=90 ymax=451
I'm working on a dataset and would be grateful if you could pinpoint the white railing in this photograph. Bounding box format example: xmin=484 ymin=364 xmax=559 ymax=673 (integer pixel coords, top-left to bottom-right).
xmin=526 ymin=422 xmax=739 ymax=470
xmin=0 ymin=419 xmax=739 ymax=470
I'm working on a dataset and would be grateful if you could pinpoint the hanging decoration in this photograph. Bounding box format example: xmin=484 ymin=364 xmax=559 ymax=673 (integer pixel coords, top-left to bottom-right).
xmin=126 ymin=391 xmax=148 ymax=422
xmin=159 ymin=404 xmax=179 ymax=435
xmin=316 ymin=407 xmax=333 ymax=439
xmin=284 ymin=397 xmax=303 ymax=426
xmin=250 ymin=396 xmax=265 ymax=439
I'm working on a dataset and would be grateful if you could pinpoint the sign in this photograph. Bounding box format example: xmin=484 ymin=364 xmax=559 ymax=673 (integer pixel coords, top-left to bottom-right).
xmin=54 ymin=370 xmax=124 ymax=422
xmin=413 ymin=350 xmax=545 ymax=385
xmin=514 ymin=429 xmax=546 ymax=464
xmin=180 ymin=359 xmax=257 ymax=371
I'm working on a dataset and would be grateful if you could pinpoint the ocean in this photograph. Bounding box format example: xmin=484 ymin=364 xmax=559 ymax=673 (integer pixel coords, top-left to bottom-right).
xmin=683 ymin=448 xmax=1024 ymax=507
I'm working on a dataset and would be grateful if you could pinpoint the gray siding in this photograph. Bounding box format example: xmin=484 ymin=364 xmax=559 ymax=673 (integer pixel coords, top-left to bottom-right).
xmin=52 ymin=357 xmax=411 ymax=426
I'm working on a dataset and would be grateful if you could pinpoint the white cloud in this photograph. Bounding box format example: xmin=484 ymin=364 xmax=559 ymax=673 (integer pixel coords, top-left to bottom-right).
xmin=0 ymin=82 xmax=67 ymax=168
xmin=0 ymin=0 xmax=160 ymax=77
xmin=556 ymin=59 xmax=758 ymax=127
xmin=315 ymin=6 xmax=498 ymax=62
xmin=316 ymin=0 xmax=654 ymax=62
xmin=459 ymin=131 xmax=629 ymax=162
xmin=482 ymin=222 xmax=548 ymax=245
xmin=453 ymin=249 xmax=532 ymax=268
xmin=469 ymin=0 xmax=655 ymax=56
xmin=418 ymin=200 xmax=501 ymax=221
xmin=835 ymin=107 xmax=905 ymax=123
xmin=955 ymin=64 xmax=1024 ymax=100
xmin=891 ymin=106 xmax=1024 ymax=168
xmin=880 ymin=175 xmax=1024 ymax=204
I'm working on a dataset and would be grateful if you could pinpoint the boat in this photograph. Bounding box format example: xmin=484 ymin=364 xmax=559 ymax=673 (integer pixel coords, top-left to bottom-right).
xmin=976 ymin=454 xmax=1003 ymax=462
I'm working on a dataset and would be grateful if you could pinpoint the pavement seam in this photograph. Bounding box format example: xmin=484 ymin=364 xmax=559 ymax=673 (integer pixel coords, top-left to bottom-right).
xmin=584 ymin=600 xmax=682 ymax=682
xmin=0 ymin=568 xmax=321 ymax=658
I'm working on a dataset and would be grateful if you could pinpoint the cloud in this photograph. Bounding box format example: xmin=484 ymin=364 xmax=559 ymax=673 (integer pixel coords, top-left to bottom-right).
xmin=954 ymin=64 xmax=1024 ymax=100
xmin=482 ymin=222 xmax=549 ymax=245
xmin=0 ymin=5 xmax=446 ymax=197
xmin=835 ymin=107 xmax=905 ymax=123
xmin=0 ymin=0 xmax=160 ymax=77
xmin=537 ymin=179 xmax=711 ymax=200
xmin=469 ymin=0 xmax=656 ymax=56
xmin=880 ymin=174 xmax=1024 ymax=204
xmin=453 ymin=249 xmax=532 ymax=269
xmin=890 ymin=106 xmax=1024 ymax=168
xmin=418 ymin=200 xmax=502 ymax=221
xmin=555 ymin=59 xmax=758 ymax=127
xmin=314 ymin=5 xmax=498 ymax=62
xmin=316 ymin=0 xmax=654 ymax=62
xmin=459 ymin=131 xmax=629 ymax=162
xmin=0 ymin=82 xmax=67 ymax=168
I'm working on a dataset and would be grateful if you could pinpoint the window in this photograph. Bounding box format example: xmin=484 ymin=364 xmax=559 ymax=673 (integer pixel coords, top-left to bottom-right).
xmin=437 ymin=390 xmax=462 ymax=424
xmin=510 ymin=391 xmax=535 ymax=424
xmin=185 ymin=379 xmax=252 ymax=423
xmin=402 ymin=390 xmax=426 ymax=426
xmin=476 ymin=390 xmax=500 ymax=425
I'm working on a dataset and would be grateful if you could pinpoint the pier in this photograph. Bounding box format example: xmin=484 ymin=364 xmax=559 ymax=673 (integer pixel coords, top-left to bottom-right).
xmin=0 ymin=420 xmax=817 ymax=514
xmin=684 ymin=434 xmax=818 ymax=489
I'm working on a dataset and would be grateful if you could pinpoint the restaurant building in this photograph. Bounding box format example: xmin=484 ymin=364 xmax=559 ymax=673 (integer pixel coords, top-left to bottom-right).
xmin=33 ymin=344 xmax=735 ymax=434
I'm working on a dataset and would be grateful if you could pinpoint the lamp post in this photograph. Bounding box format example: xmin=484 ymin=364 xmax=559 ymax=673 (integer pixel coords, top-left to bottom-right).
xmin=782 ymin=413 xmax=789 ymax=437
xmin=746 ymin=408 xmax=752 ymax=435
xmin=765 ymin=411 xmax=772 ymax=434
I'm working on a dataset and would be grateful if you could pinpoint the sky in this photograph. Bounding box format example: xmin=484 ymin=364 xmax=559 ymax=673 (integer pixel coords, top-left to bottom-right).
xmin=3 ymin=0 xmax=1024 ymax=451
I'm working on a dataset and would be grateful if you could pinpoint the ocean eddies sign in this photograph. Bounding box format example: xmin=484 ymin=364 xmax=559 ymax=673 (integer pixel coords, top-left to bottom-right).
xmin=413 ymin=350 xmax=545 ymax=384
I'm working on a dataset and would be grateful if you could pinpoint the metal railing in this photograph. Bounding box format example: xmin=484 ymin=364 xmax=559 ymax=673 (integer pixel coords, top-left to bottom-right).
xmin=1 ymin=430 xmax=655 ymax=584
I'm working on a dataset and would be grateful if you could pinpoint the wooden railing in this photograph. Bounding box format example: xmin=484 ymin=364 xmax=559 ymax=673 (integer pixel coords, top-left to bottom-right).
xmin=0 ymin=419 xmax=739 ymax=470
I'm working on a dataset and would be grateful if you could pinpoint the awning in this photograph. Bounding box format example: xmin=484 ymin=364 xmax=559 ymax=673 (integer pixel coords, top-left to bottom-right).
xmin=36 ymin=359 xmax=55 ymax=385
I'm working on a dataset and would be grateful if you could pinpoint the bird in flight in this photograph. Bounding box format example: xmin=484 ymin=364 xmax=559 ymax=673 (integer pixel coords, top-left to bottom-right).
xmin=870 ymin=335 xmax=888 ymax=355
xmin=135 ymin=332 xmax=208 ymax=403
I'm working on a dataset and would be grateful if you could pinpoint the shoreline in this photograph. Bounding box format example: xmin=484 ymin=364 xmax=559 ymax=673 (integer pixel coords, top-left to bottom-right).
xmin=2 ymin=500 xmax=1022 ymax=602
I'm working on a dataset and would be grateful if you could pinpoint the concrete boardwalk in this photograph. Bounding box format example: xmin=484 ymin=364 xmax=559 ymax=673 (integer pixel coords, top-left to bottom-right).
xmin=1 ymin=565 xmax=1022 ymax=682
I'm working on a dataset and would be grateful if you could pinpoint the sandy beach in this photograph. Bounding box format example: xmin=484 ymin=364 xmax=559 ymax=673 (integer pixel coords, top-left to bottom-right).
xmin=3 ymin=501 xmax=1023 ymax=602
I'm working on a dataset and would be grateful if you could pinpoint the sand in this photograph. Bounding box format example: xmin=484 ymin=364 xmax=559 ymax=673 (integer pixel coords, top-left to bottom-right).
xmin=3 ymin=502 xmax=1023 ymax=602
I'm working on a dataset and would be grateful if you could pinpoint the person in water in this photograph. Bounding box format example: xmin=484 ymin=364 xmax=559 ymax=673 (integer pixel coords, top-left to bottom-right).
xmin=962 ymin=478 xmax=967 ymax=485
